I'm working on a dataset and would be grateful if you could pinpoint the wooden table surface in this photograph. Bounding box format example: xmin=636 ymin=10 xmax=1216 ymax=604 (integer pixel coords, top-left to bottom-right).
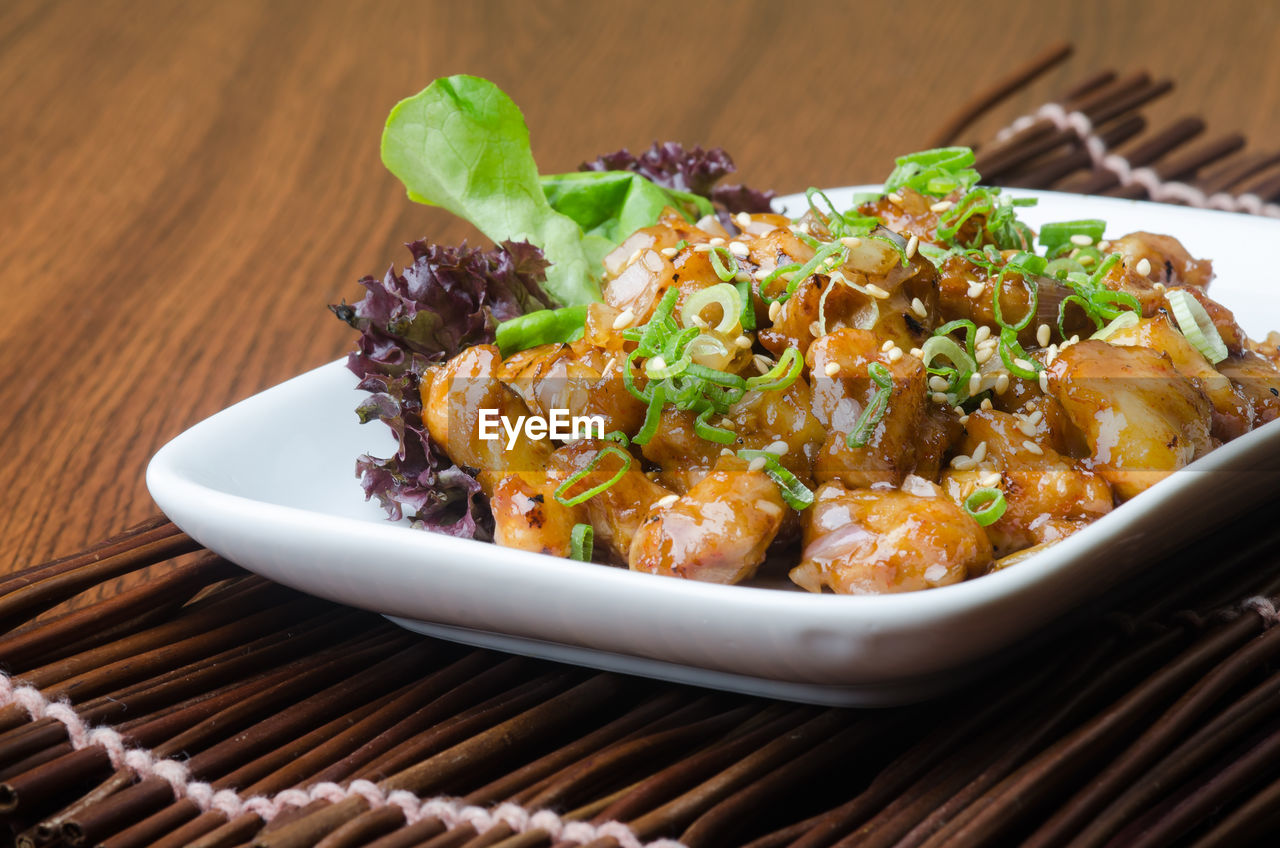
xmin=4 ymin=0 xmax=1279 ymax=571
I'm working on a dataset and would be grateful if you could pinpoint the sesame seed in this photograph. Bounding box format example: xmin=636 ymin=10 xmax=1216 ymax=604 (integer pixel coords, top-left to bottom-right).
xmin=958 ymin=415 xmax=970 ymax=425
xmin=720 ymin=417 xmax=735 ymax=428
xmin=765 ymin=440 xmax=789 ymax=455
xmin=1070 ymin=234 xmax=1093 ymax=247
xmin=975 ymin=347 xmax=994 ymax=365
xmin=887 ymin=347 xmax=903 ymax=362
xmin=881 ymin=340 xmax=895 ymax=352
xmin=968 ymin=373 xmax=982 ymax=396
xmin=928 ymin=376 xmax=950 ymax=392
xmin=866 ymin=284 xmax=891 ymax=299
xmin=1068 ymin=335 xmax=1080 ymax=345
xmin=1036 ymin=324 xmax=1051 ymax=348
xmin=1153 ymin=282 xmax=1166 ymax=292
xmin=932 ymin=392 xmax=948 ymax=403
xmin=627 ymin=248 xmax=643 ymax=265
xmin=648 ymin=355 xmax=668 ymax=372
xmin=809 ymin=321 xmax=824 ymax=337
xmin=840 ymin=236 xmax=863 ymax=248
xmin=733 ymin=335 xmax=752 ymax=350
xmin=734 ymin=270 xmax=752 ymax=283
xmin=655 ymin=494 xmax=679 ymax=508
xmin=709 ymin=237 xmax=725 ymax=247
xmin=754 ymin=268 xmax=770 ymax=281
xmin=906 ymin=235 xmax=919 ymax=259
xmin=729 ymin=241 xmax=749 ymax=257
xmin=1136 ymin=257 xmax=1152 ymax=276
xmin=824 ymin=362 xmax=840 ymax=377
xmin=967 ymin=282 xmax=985 ymax=299
xmin=995 ymin=374 xmax=1011 ymax=394
xmin=911 ymin=297 xmax=927 ymax=318
xmin=1098 ymin=240 xmax=1111 ymax=251
xmin=642 ymin=251 xmax=664 ymax=272
xmin=661 ymin=246 xmax=679 ymax=258
xmin=693 ymin=243 xmax=712 ymax=253
xmin=754 ymin=354 xmax=773 ymax=373
xmin=930 ymin=200 xmax=954 ymax=213
xmin=1039 ymin=371 xmax=1050 ymax=393
xmin=979 ymin=471 xmax=1002 ymax=488
xmin=888 ymin=192 xmax=904 ymax=204
xmin=975 ymin=325 xmax=992 ymax=344
xmin=748 ymin=456 xmax=767 ymax=472
xmin=612 ymin=308 xmax=635 ymax=330
xmin=756 ymin=499 xmax=783 ymax=519
xmin=972 ymin=441 xmax=988 ymax=463
xmin=952 ymin=455 xmax=977 ymax=471
xmin=1079 ymin=254 xmax=1095 ymax=267
xmin=721 ymin=447 xmax=734 ymax=456
xmin=1014 ymin=358 xmax=1035 ymax=372
xmin=768 ymin=301 xmax=782 ymax=322
xmin=1029 ymin=410 xmax=1043 ymax=425
xmin=1017 ymin=419 xmax=1037 ymax=437
xmin=735 ymin=212 xmax=753 ymax=229
xmin=1022 ymin=440 xmax=1044 ymax=456
xmin=953 ymin=405 xmax=965 ymax=416
xmin=909 ymin=347 xmax=924 ymax=359
xmin=980 ymin=398 xmax=993 ymax=411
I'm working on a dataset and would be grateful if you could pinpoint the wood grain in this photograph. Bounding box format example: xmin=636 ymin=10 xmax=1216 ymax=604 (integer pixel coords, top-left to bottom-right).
xmin=3 ymin=0 xmax=1279 ymax=572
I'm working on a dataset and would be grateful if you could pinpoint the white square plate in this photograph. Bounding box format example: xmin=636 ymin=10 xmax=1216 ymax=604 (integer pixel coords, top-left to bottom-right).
xmin=147 ymin=189 xmax=1280 ymax=705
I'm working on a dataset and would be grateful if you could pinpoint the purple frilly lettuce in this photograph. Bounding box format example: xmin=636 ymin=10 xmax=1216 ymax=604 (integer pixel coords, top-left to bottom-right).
xmin=331 ymin=239 xmax=553 ymax=539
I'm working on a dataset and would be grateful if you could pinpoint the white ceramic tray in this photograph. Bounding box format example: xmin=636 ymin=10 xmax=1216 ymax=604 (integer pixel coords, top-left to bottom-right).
xmin=147 ymin=189 xmax=1280 ymax=706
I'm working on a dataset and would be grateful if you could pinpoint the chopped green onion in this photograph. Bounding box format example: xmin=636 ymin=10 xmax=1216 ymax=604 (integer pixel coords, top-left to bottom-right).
xmin=884 ymin=147 xmax=980 ymax=198
xmin=1166 ymin=289 xmax=1229 ymax=363
xmin=761 ymin=241 xmax=846 ymax=304
xmin=707 ymin=246 xmax=739 ymax=282
xmin=805 ymin=187 xmax=880 ymax=238
xmin=680 ymin=283 xmax=741 ymax=334
xmin=998 ymin=327 xmax=1041 ymax=380
xmin=694 ymin=408 xmax=736 ymax=444
xmin=736 ymin=450 xmax=814 ymax=511
xmin=735 ymin=279 xmax=756 ymax=331
xmin=964 ymin=487 xmax=1008 ymax=526
xmin=746 ymin=348 xmax=803 ymax=392
xmin=603 ymin=430 xmax=631 ymax=446
xmin=1090 ymin=311 xmax=1141 ymax=340
xmin=632 ymin=383 xmax=667 ymax=445
xmin=553 ymin=445 xmax=633 ymax=507
xmin=570 ymin=523 xmax=593 ymax=561
xmin=1039 ymin=220 xmax=1106 ymax=256
xmin=847 ymin=362 xmax=893 ymax=448
xmin=920 ymin=334 xmax=977 ymax=404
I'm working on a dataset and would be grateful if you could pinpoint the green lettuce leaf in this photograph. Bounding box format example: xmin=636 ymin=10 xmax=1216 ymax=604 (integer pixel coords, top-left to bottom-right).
xmin=540 ymin=171 xmax=712 ymax=244
xmin=381 ymin=75 xmax=602 ymax=306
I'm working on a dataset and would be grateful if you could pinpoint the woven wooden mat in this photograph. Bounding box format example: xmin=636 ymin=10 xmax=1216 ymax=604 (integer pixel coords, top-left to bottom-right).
xmin=5 ymin=56 xmax=1280 ymax=848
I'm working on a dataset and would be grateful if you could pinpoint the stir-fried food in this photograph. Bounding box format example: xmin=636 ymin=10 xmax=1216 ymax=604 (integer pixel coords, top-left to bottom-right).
xmin=340 ymin=83 xmax=1278 ymax=596
xmin=415 ymin=149 xmax=1279 ymax=595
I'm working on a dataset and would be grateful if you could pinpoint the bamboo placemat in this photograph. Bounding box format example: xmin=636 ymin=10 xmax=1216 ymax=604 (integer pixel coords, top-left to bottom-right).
xmin=6 ymin=56 xmax=1280 ymax=848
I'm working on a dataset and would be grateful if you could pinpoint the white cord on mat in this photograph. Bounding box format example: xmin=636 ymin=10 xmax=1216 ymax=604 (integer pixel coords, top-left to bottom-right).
xmin=0 ymin=673 xmax=687 ymax=847
xmin=993 ymin=102 xmax=1280 ymax=218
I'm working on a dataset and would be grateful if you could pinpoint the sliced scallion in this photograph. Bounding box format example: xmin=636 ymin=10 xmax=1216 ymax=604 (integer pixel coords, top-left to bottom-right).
xmin=963 ymin=487 xmax=1007 ymax=526
xmin=553 ymin=445 xmax=633 ymax=507
xmin=736 ymin=449 xmax=814 ymax=511
xmin=570 ymin=523 xmax=593 ymax=561
xmin=847 ymin=362 xmax=893 ymax=448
